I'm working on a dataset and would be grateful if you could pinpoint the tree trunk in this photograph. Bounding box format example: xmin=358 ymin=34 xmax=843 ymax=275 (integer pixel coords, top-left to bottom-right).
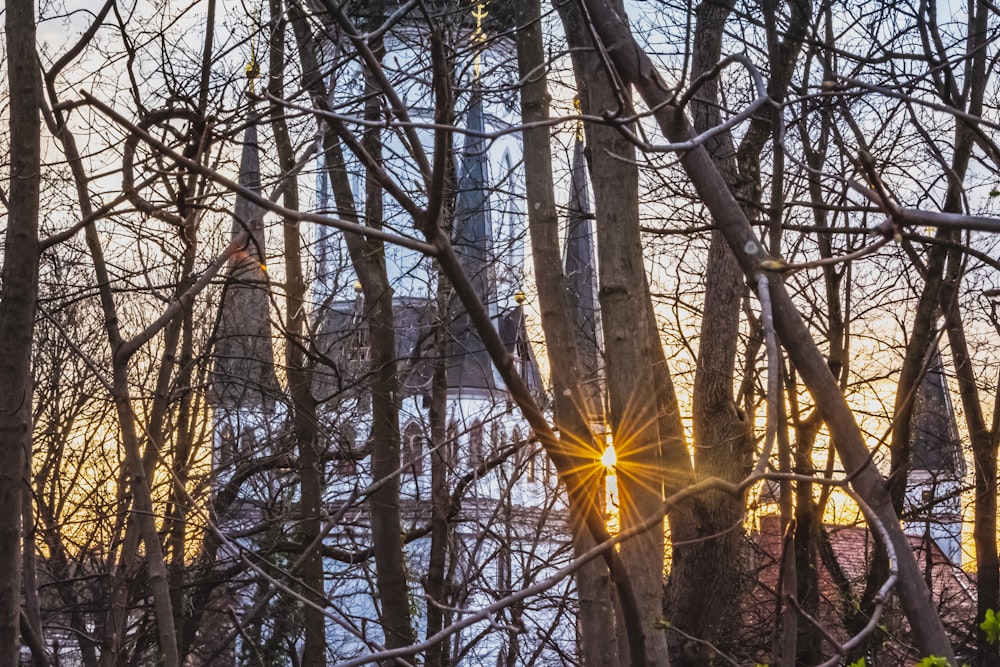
xmin=424 ymin=284 xmax=452 ymax=667
xmin=1 ymin=0 xmax=41 ymax=660
xmin=269 ymin=3 xmax=328 ymax=662
xmin=288 ymin=3 xmax=414 ymax=652
xmin=514 ymin=1 xmax=621 ymax=663
xmin=555 ymin=3 xmax=670 ymax=664
xmin=942 ymin=249 xmax=998 ymax=667
xmin=673 ymin=3 xmax=752 ymax=661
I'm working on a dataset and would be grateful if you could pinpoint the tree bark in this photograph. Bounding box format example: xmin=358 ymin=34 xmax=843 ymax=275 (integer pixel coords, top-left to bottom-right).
xmin=269 ymin=3 xmax=328 ymax=662
xmin=515 ymin=1 xmax=621 ymax=664
xmin=1 ymin=0 xmax=42 ymax=660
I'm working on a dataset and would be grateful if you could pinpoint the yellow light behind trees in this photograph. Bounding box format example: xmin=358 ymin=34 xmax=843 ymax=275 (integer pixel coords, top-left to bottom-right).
xmin=601 ymin=444 xmax=616 ymax=470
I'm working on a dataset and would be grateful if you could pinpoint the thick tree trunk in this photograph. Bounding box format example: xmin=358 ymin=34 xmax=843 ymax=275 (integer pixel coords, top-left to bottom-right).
xmin=1 ymin=0 xmax=42 ymax=660
xmin=555 ymin=3 xmax=670 ymax=664
xmin=514 ymin=1 xmax=621 ymax=664
xmin=674 ymin=3 xmax=752 ymax=661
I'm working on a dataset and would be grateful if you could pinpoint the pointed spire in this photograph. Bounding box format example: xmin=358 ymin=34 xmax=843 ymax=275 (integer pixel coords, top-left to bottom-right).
xmin=448 ymin=88 xmax=495 ymax=391
xmin=564 ymin=136 xmax=602 ymax=419
xmin=211 ymin=97 xmax=280 ymax=409
xmin=910 ymin=347 xmax=965 ymax=477
xmin=453 ymin=89 xmax=492 ymax=302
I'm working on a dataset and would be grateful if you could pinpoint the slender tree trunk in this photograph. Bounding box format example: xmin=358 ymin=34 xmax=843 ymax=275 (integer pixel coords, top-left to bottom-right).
xmin=424 ymin=284 xmax=452 ymax=667
xmin=514 ymin=1 xmax=621 ymax=663
xmin=22 ymin=491 xmax=48 ymax=667
xmin=288 ymin=3 xmax=414 ymax=652
xmin=941 ymin=249 xmax=998 ymax=667
xmin=268 ymin=4 xmax=327 ymax=662
xmin=796 ymin=20 xmax=843 ymax=659
xmin=1 ymin=0 xmax=42 ymax=660
xmin=357 ymin=18 xmax=415 ymax=654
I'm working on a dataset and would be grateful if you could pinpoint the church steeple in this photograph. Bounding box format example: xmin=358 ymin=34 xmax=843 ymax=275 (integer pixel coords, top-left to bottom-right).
xmin=211 ymin=71 xmax=280 ymax=409
xmin=910 ymin=348 xmax=964 ymax=476
xmin=447 ymin=39 xmax=496 ymax=391
xmin=564 ymin=133 xmax=603 ymax=421
xmin=453 ymin=88 xmax=493 ymax=306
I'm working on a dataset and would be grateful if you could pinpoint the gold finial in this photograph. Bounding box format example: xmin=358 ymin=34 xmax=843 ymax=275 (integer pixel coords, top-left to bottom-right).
xmin=245 ymin=3 xmax=262 ymax=95
xmin=573 ymin=96 xmax=583 ymax=141
xmin=353 ymin=280 xmax=363 ymax=294
xmin=245 ymin=45 xmax=260 ymax=95
xmin=472 ymin=2 xmax=489 ymax=81
xmin=514 ymin=290 xmax=526 ymax=305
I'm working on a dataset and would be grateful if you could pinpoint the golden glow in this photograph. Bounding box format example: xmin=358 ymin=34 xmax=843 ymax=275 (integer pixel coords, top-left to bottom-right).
xmin=602 ymin=444 xmax=619 ymax=538
xmin=601 ymin=444 xmax=616 ymax=469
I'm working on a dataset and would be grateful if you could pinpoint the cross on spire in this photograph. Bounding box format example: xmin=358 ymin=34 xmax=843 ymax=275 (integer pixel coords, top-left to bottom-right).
xmin=472 ymin=2 xmax=489 ymax=80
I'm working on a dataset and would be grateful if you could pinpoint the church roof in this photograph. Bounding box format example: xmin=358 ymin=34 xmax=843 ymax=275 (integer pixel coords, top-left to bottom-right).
xmin=737 ymin=514 xmax=975 ymax=663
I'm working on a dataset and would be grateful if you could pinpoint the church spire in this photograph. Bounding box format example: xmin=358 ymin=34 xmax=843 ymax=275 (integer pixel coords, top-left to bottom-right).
xmin=211 ymin=67 xmax=280 ymax=409
xmin=564 ymin=133 xmax=603 ymax=420
xmin=910 ymin=346 xmax=965 ymax=477
xmin=447 ymin=20 xmax=496 ymax=392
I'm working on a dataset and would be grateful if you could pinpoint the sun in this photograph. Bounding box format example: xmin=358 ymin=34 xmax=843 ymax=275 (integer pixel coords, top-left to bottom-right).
xmin=601 ymin=444 xmax=617 ymax=470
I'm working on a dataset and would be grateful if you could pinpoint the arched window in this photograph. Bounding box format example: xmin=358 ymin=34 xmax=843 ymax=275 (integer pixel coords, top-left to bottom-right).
xmin=446 ymin=419 xmax=460 ymax=466
xmin=469 ymin=419 xmax=484 ymax=468
xmin=403 ymin=422 xmax=424 ymax=475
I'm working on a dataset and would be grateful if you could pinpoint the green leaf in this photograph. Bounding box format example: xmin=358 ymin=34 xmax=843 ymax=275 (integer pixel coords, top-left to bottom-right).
xmin=915 ymin=657 xmax=950 ymax=667
xmin=982 ymin=609 xmax=1000 ymax=644
xmin=847 ymin=659 xmax=865 ymax=667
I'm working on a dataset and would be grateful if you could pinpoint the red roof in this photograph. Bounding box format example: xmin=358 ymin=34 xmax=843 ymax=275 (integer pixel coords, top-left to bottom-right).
xmin=734 ymin=514 xmax=975 ymax=664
